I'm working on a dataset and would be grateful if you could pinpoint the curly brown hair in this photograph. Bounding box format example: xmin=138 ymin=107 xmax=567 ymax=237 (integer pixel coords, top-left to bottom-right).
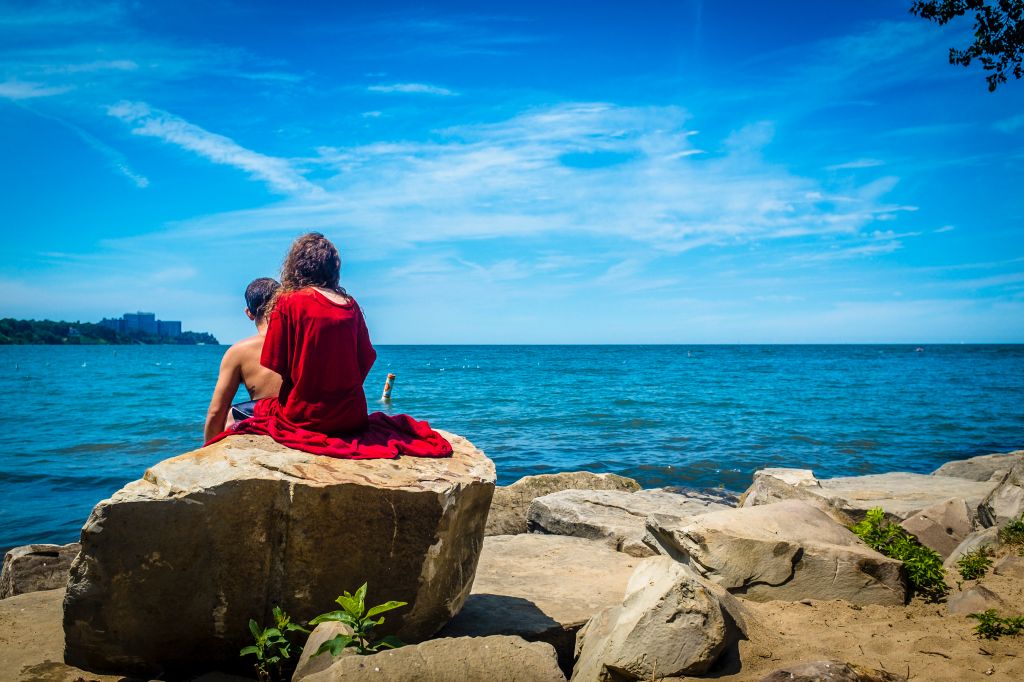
xmin=269 ymin=233 xmax=348 ymax=311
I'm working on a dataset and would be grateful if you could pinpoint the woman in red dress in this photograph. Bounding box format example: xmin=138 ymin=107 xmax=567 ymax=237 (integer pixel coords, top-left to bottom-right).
xmin=208 ymin=232 xmax=450 ymax=459
xmin=259 ymin=232 xmax=377 ymax=435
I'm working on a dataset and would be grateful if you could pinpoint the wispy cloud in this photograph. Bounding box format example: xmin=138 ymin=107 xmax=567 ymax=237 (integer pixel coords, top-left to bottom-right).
xmin=827 ymin=158 xmax=885 ymax=170
xmin=0 ymin=79 xmax=72 ymax=100
xmin=367 ymin=82 xmax=456 ymax=96
xmin=107 ymin=101 xmax=321 ymax=196
xmin=994 ymin=114 xmax=1024 ymax=133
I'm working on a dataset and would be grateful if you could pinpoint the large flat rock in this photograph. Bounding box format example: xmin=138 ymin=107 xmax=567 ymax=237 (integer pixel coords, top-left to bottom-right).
xmin=1 ymin=544 xmax=79 ymax=599
xmin=485 ymin=471 xmax=640 ymax=536
xmin=932 ymin=451 xmax=1022 ymax=482
xmin=741 ymin=468 xmax=996 ymax=522
xmin=646 ymin=500 xmax=906 ymax=605
xmin=63 ymin=432 xmax=495 ymax=675
xmin=298 ymin=635 xmax=566 ymax=682
xmin=528 ymin=487 xmax=736 ymax=557
xmin=439 ymin=534 xmax=638 ymax=674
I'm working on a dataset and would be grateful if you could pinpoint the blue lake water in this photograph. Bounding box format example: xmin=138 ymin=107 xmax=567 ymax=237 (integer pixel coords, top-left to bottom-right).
xmin=1 ymin=344 xmax=1022 ymax=553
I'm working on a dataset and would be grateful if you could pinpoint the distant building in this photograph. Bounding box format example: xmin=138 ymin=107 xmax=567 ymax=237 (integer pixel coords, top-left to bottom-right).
xmin=157 ymin=320 xmax=182 ymax=338
xmin=100 ymin=312 xmax=182 ymax=337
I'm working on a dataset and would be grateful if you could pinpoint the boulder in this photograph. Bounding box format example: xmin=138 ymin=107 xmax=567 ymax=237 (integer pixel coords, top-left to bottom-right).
xmin=295 ymin=635 xmax=565 ymax=682
xmin=486 ymin=472 xmax=640 ymax=536
xmin=740 ymin=468 xmax=995 ymax=523
xmin=898 ymin=498 xmax=973 ymax=559
xmin=943 ymin=526 xmax=1000 ymax=571
xmin=0 ymin=543 xmax=79 ymax=599
xmin=63 ymin=432 xmax=495 ymax=675
xmin=977 ymin=457 xmax=1024 ymax=528
xmin=946 ymin=584 xmax=1004 ymax=615
xmin=292 ymin=622 xmax=354 ymax=680
xmin=528 ymin=488 xmax=735 ymax=557
xmin=757 ymin=660 xmax=906 ymax=681
xmin=439 ymin=534 xmax=637 ymax=675
xmin=932 ymin=451 xmax=1022 ymax=482
xmin=571 ymin=556 xmax=745 ymax=681
xmin=993 ymin=555 xmax=1024 ymax=579
xmin=646 ymin=500 xmax=906 ymax=605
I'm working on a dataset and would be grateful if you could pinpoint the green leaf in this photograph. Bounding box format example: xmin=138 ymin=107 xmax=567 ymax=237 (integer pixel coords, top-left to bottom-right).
xmin=310 ymin=610 xmax=357 ymax=626
xmin=336 ymin=594 xmax=362 ymax=618
xmin=375 ymin=635 xmax=405 ymax=650
xmin=314 ymin=634 xmax=354 ymax=658
xmin=355 ymin=582 xmax=368 ymax=615
xmin=264 ymin=627 xmax=282 ymax=639
xmin=239 ymin=645 xmax=260 ymax=657
xmin=248 ymin=618 xmax=262 ymax=640
xmin=366 ymin=600 xmax=408 ymax=619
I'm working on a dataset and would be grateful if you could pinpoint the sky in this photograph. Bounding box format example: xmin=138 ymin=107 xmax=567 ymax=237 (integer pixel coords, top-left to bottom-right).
xmin=1 ymin=0 xmax=1022 ymax=344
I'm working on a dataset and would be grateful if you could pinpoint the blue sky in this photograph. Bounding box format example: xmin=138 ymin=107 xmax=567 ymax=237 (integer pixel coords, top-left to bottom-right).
xmin=1 ymin=0 xmax=1022 ymax=344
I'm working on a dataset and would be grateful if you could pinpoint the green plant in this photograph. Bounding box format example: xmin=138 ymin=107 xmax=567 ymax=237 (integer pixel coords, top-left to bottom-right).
xmin=999 ymin=513 xmax=1024 ymax=547
xmin=957 ymin=547 xmax=993 ymax=580
xmin=851 ymin=507 xmax=948 ymax=601
xmin=969 ymin=609 xmax=1024 ymax=639
xmin=310 ymin=583 xmax=408 ymax=657
xmin=240 ymin=606 xmax=310 ymax=682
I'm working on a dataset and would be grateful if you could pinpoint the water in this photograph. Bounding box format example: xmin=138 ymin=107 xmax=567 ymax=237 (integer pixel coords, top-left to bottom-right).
xmin=1 ymin=344 xmax=1022 ymax=553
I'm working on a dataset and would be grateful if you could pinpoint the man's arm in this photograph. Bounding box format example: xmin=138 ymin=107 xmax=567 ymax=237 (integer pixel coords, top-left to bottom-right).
xmin=203 ymin=347 xmax=243 ymax=443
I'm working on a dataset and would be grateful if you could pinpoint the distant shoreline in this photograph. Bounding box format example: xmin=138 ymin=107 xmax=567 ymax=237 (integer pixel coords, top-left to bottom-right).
xmin=0 ymin=318 xmax=218 ymax=346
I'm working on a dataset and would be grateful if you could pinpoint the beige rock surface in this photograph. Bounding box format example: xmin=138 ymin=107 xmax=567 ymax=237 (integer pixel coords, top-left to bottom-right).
xmin=485 ymin=472 xmax=640 ymax=536
xmin=932 ymin=451 xmax=1022 ymax=482
xmin=298 ymin=635 xmax=566 ymax=682
xmin=944 ymin=527 xmax=1000 ymax=571
xmin=993 ymin=554 xmax=1024 ymax=579
xmin=899 ymin=498 xmax=973 ymax=559
xmin=978 ymin=458 xmax=1024 ymax=528
xmin=0 ymin=544 xmax=79 ymax=599
xmin=439 ymin=534 xmax=637 ymax=673
xmin=946 ymin=584 xmax=1004 ymax=615
xmin=528 ymin=487 xmax=735 ymax=557
xmin=63 ymin=432 xmax=495 ymax=675
xmin=646 ymin=500 xmax=906 ymax=605
xmin=571 ymin=556 xmax=745 ymax=681
xmin=756 ymin=660 xmax=906 ymax=681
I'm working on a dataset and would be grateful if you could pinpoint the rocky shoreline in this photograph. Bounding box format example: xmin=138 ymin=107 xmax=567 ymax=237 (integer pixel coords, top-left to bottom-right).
xmin=1 ymin=438 xmax=1022 ymax=681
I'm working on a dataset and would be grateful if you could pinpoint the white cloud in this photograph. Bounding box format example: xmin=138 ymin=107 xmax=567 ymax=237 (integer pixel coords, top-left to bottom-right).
xmin=107 ymin=101 xmax=321 ymax=196
xmin=993 ymin=114 xmax=1024 ymax=133
xmin=827 ymin=158 xmax=885 ymax=170
xmin=0 ymin=79 xmax=72 ymax=99
xmin=367 ymin=82 xmax=456 ymax=95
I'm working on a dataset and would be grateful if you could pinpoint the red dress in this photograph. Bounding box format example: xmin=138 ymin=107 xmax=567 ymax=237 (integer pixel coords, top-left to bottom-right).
xmin=205 ymin=288 xmax=452 ymax=459
xmin=260 ymin=289 xmax=376 ymax=434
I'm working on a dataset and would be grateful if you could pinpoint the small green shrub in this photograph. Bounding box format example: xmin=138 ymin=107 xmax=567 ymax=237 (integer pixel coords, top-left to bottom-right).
xmin=969 ymin=609 xmax=1024 ymax=639
xmin=999 ymin=514 xmax=1024 ymax=547
xmin=240 ymin=606 xmax=310 ymax=682
xmin=957 ymin=547 xmax=993 ymax=580
xmin=851 ymin=507 xmax=948 ymax=601
xmin=310 ymin=583 xmax=408 ymax=657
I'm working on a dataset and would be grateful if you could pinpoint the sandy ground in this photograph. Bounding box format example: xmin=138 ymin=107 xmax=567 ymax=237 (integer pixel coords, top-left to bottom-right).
xmin=684 ymin=552 xmax=1024 ymax=682
xmin=2 ymin=553 xmax=1022 ymax=682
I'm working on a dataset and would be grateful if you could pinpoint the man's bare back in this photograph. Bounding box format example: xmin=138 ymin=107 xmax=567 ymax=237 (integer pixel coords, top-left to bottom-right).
xmin=203 ymin=277 xmax=283 ymax=442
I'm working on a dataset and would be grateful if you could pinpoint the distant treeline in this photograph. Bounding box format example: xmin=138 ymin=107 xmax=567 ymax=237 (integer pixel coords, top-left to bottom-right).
xmin=0 ymin=318 xmax=219 ymax=346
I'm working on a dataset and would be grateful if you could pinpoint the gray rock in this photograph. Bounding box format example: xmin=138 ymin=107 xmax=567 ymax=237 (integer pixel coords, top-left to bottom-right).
xmin=943 ymin=526 xmax=1000 ymax=571
xmin=978 ymin=457 xmax=1024 ymax=528
xmin=292 ymin=622 xmax=355 ymax=680
xmin=898 ymin=498 xmax=973 ymax=559
xmin=571 ymin=556 xmax=745 ymax=681
xmin=486 ymin=472 xmax=640 ymax=536
xmin=0 ymin=543 xmax=79 ymax=599
xmin=646 ymin=500 xmax=906 ymax=605
xmin=758 ymin=660 xmax=906 ymax=681
xmin=63 ymin=432 xmax=495 ymax=675
xmin=740 ymin=468 xmax=996 ymax=523
xmin=932 ymin=451 xmax=1022 ymax=482
xmin=947 ymin=584 xmax=1004 ymax=615
xmin=296 ymin=635 xmax=566 ymax=682
xmin=993 ymin=555 xmax=1024 ymax=579
xmin=439 ymin=534 xmax=638 ymax=675
xmin=528 ymin=487 xmax=735 ymax=557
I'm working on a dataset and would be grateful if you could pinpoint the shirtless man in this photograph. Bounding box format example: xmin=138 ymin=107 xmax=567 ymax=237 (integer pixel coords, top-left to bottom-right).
xmin=203 ymin=278 xmax=283 ymax=442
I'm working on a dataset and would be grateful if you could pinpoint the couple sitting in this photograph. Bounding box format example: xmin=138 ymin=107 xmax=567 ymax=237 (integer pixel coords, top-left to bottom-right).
xmin=202 ymin=232 xmax=450 ymax=460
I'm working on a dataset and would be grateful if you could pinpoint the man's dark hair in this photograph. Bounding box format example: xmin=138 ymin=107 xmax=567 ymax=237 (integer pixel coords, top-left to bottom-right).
xmin=245 ymin=277 xmax=280 ymax=322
